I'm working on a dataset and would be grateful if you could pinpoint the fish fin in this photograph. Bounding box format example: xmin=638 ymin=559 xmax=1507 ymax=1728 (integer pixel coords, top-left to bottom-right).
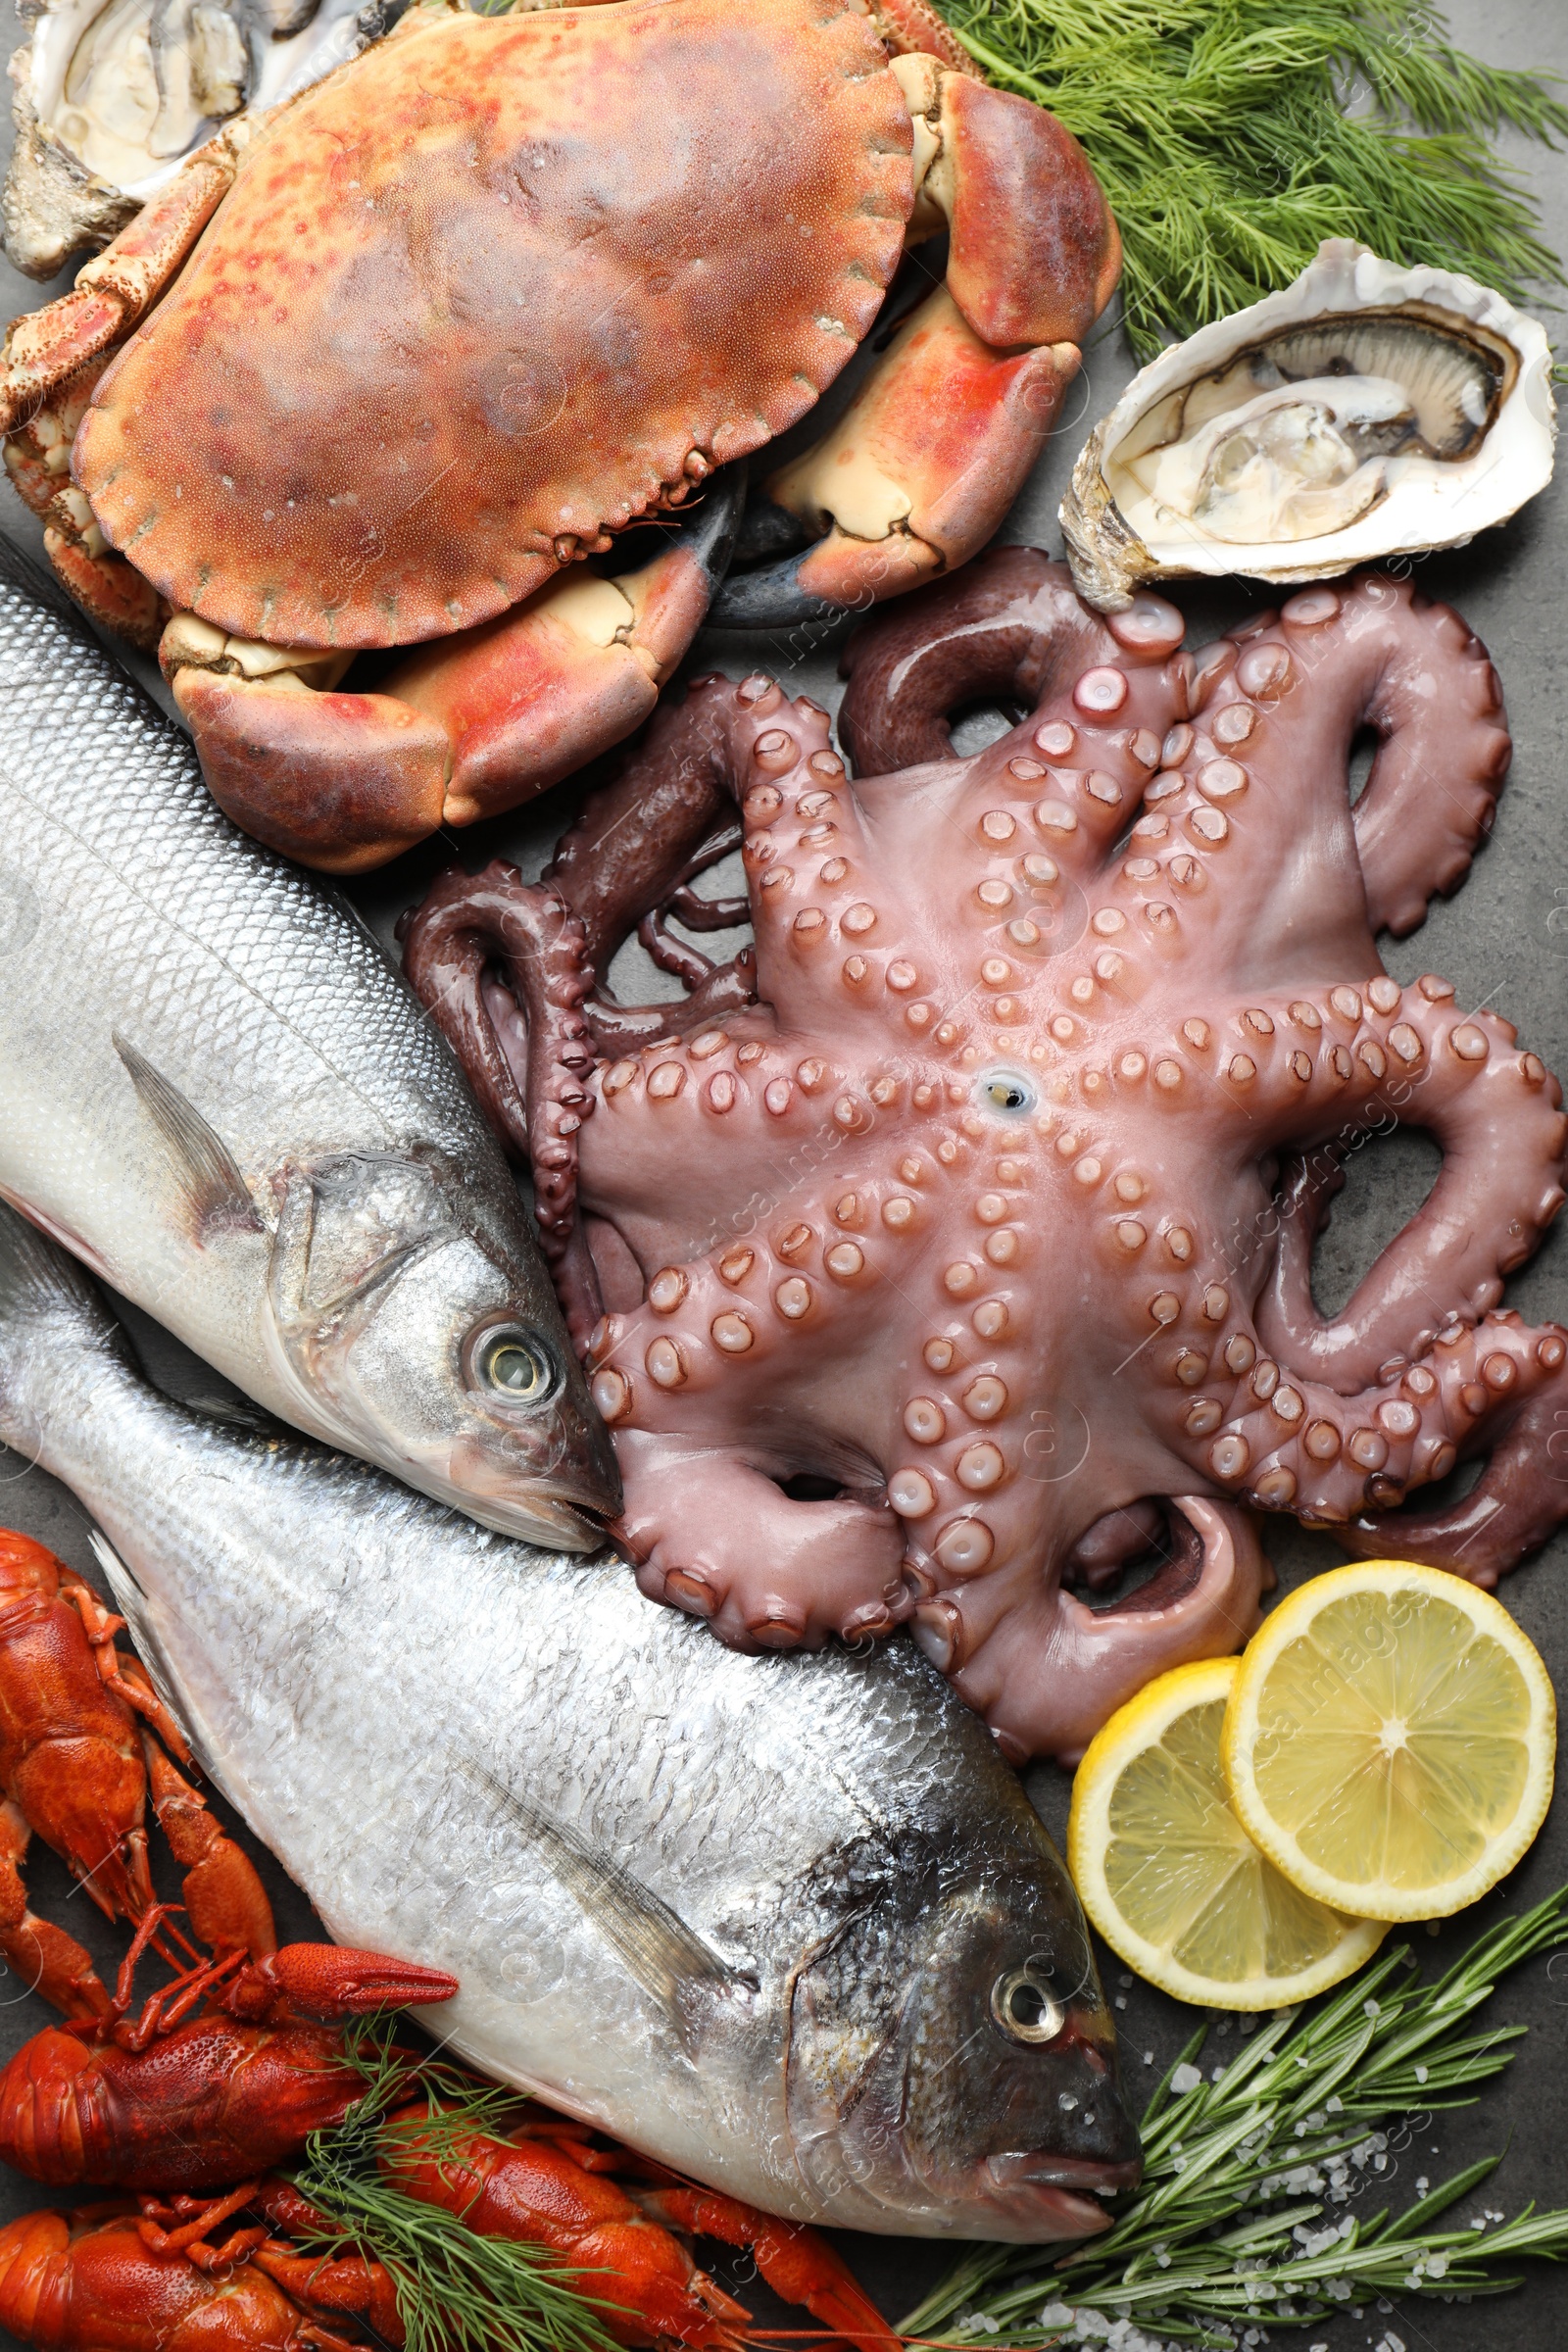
xmin=0 ymin=1200 xmax=139 ymax=1459
xmin=462 ymin=1762 xmax=737 ymax=2045
xmin=0 ymin=1196 xmax=125 ymax=1344
xmin=113 ymin=1035 xmax=263 ymax=1242
xmin=0 ymin=1184 xmax=120 ymax=1289
xmin=185 ymin=1391 xmax=287 ymax=1437
xmin=89 ymin=1531 xmax=150 ymax=1632
xmin=88 ymin=1533 xmax=215 ymax=1777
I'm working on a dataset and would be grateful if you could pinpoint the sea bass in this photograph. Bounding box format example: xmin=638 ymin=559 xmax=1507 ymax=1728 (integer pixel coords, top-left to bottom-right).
xmin=0 ymin=536 xmax=614 ymax=1548
xmin=0 ymin=1203 xmax=1139 ymax=2238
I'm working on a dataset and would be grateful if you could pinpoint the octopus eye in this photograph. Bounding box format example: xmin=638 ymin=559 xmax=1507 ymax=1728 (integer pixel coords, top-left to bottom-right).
xmin=991 ymin=1964 xmax=1066 ymax=2045
xmin=975 ymin=1067 xmax=1037 ymax=1118
xmin=467 ymin=1323 xmax=562 ymax=1408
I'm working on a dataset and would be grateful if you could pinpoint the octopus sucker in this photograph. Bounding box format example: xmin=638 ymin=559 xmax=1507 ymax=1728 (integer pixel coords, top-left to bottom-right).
xmin=402 ymin=548 xmax=1568 ymax=1763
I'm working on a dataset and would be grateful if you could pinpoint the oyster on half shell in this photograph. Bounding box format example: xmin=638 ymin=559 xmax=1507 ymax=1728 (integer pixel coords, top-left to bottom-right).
xmin=4 ymin=0 xmax=400 ymax=277
xmin=1061 ymin=241 xmax=1556 ymax=612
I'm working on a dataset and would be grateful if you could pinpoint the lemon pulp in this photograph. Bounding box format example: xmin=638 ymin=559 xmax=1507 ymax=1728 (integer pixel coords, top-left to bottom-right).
xmin=1069 ymin=1657 xmax=1386 ymax=2008
xmin=1224 ymin=1563 xmax=1555 ymax=1922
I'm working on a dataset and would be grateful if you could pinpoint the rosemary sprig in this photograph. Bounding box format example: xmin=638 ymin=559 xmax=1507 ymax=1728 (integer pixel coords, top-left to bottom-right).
xmin=926 ymin=0 xmax=1568 ymax=357
xmin=285 ymin=2018 xmax=621 ymax=2352
xmin=901 ymin=1886 xmax=1568 ymax=2347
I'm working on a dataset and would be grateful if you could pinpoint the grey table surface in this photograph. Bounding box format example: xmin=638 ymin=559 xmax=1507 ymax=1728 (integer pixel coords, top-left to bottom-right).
xmin=0 ymin=2 xmax=1565 ymax=2346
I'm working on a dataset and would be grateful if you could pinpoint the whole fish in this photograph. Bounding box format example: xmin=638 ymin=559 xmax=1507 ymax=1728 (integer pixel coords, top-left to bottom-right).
xmin=0 ymin=536 xmax=613 ymax=1548
xmin=0 ymin=1203 xmax=1139 ymax=2239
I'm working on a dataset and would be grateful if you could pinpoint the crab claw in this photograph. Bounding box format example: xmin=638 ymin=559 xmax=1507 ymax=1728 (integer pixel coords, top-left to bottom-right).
xmin=231 ymin=1943 xmax=460 ymax=2021
xmin=712 ymin=66 xmax=1116 ymax=628
xmin=162 ymin=473 xmax=745 ymax=874
xmin=711 ymin=289 xmax=1080 ymax=624
xmin=904 ymin=63 xmax=1122 ymax=351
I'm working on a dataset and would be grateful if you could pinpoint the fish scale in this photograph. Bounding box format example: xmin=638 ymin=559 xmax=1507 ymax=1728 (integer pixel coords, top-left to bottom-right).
xmin=0 ymin=1203 xmax=1140 ymax=2238
xmin=0 ymin=536 xmax=616 ymax=1547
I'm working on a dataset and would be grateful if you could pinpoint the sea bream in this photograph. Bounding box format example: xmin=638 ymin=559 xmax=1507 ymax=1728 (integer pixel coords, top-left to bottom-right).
xmin=0 ymin=1202 xmax=1140 ymax=2238
xmin=0 ymin=534 xmax=614 ymax=1547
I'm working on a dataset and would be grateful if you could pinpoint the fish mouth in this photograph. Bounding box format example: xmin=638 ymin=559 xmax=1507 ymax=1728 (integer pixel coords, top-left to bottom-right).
xmin=982 ymin=2150 xmax=1142 ymax=2238
xmin=460 ymin=1479 xmax=615 ymax=1553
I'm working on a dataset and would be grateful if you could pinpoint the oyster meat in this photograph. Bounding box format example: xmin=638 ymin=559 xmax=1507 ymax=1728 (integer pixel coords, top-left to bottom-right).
xmin=1061 ymin=240 xmax=1555 ymax=611
xmin=5 ymin=0 xmax=395 ymax=277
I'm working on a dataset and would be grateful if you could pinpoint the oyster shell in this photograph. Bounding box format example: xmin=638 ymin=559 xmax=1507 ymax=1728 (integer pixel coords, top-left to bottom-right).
xmin=1061 ymin=240 xmax=1556 ymax=612
xmin=4 ymin=0 xmax=400 ymax=278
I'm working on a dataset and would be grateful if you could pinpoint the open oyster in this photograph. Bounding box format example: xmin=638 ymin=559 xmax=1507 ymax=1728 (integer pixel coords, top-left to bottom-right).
xmin=4 ymin=0 xmax=399 ymax=277
xmin=1061 ymin=240 xmax=1556 ymax=612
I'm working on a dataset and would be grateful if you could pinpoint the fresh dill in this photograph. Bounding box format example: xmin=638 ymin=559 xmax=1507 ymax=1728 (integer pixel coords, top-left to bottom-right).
xmin=901 ymin=1885 xmax=1568 ymax=2347
xmin=286 ymin=2017 xmax=621 ymax=2352
xmin=927 ymin=0 xmax=1568 ymax=357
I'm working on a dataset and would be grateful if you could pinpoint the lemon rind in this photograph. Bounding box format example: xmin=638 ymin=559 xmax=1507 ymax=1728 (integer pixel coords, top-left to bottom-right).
xmin=1069 ymin=1656 xmax=1389 ymax=2010
xmin=1222 ymin=1560 xmax=1557 ymax=1924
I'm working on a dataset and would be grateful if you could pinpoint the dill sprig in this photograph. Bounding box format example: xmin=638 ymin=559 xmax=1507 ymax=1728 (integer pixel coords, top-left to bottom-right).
xmin=286 ymin=2017 xmax=621 ymax=2352
xmin=901 ymin=1886 xmax=1568 ymax=2348
xmin=926 ymin=0 xmax=1568 ymax=357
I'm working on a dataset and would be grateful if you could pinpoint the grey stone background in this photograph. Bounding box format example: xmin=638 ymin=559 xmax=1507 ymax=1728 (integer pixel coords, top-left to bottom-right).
xmin=0 ymin=0 xmax=1565 ymax=2345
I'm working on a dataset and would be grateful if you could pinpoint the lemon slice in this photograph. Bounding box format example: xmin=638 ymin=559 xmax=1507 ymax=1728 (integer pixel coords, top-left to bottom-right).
xmin=1068 ymin=1657 xmax=1387 ymax=2008
xmin=1223 ymin=1561 xmax=1555 ymax=1923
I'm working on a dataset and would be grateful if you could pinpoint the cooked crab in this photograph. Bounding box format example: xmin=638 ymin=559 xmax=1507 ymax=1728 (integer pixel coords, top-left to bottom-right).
xmin=0 ymin=0 xmax=1118 ymax=872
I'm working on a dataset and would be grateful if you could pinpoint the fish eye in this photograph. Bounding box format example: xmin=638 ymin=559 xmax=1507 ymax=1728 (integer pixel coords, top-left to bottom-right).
xmin=466 ymin=1324 xmax=561 ymax=1408
xmin=974 ymin=1066 xmax=1037 ymax=1119
xmin=991 ymin=1964 xmax=1066 ymax=2045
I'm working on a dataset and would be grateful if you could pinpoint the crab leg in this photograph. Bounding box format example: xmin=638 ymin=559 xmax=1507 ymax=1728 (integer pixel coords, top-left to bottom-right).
xmin=711 ymin=63 xmax=1119 ymax=624
xmin=0 ymin=133 xmax=248 ymax=648
xmin=0 ymin=137 xmax=240 ymax=435
xmin=161 ymin=471 xmax=746 ymax=873
xmin=713 ymin=289 xmax=1083 ymax=622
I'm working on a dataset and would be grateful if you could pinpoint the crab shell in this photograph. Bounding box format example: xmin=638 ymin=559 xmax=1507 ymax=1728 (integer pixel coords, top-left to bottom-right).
xmin=72 ymin=0 xmax=918 ymax=651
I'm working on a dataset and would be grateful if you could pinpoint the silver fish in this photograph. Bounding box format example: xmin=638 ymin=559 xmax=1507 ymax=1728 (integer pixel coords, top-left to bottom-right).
xmin=0 ymin=1202 xmax=1140 ymax=2240
xmin=0 ymin=535 xmax=615 ymax=1548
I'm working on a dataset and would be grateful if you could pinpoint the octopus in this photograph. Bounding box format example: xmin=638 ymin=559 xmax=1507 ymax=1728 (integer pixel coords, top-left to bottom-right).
xmin=401 ymin=551 xmax=1568 ymax=1763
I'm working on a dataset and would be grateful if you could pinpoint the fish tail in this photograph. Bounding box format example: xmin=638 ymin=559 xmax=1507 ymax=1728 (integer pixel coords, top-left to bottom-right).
xmin=0 ymin=1198 xmax=135 ymax=1459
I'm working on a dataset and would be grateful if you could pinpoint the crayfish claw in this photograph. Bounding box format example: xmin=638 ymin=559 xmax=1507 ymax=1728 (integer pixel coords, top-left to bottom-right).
xmin=0 ymin=1800 xmax=112 ymax=2023
xmin=141 ymin=1736 xmax=277 ymax=1966
xmin=242 ymin=1943 xmax=460 ymax=2020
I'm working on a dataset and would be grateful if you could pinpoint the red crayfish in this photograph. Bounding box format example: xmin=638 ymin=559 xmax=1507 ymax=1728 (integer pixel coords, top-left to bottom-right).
xmin=0 ymin=1526 xmax=273 ymax=2017
xmin=0 ymin=1528 xmax=898 ymax=2351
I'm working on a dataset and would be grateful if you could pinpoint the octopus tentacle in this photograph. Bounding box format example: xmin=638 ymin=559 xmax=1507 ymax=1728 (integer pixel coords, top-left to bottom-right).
xmin=836 ymin=546 xmax=1180 ymax=773
xmin=1170 ymin=1307 xmax=1567 ymax=1542
xmin=1349 ymin=593 xmax=1511 ymax=937
xmin=545 ymin=690 xmax=758 ymax=1051
xmin=1256 ymin=1026 xmax=1567 ymax=1392
xmin=397 ymin=865 xmax=602 ymax=1348
xmin=1098 ymin=573 xmax=1512 ymax=983
xmin=614 ymin=1428 xmax=908 ymax=1650
xmin=921 ymin=1498 xmax=1269 ymax=1766
xmin=1337 ymin=1351 xmax=1568 ymax=1588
